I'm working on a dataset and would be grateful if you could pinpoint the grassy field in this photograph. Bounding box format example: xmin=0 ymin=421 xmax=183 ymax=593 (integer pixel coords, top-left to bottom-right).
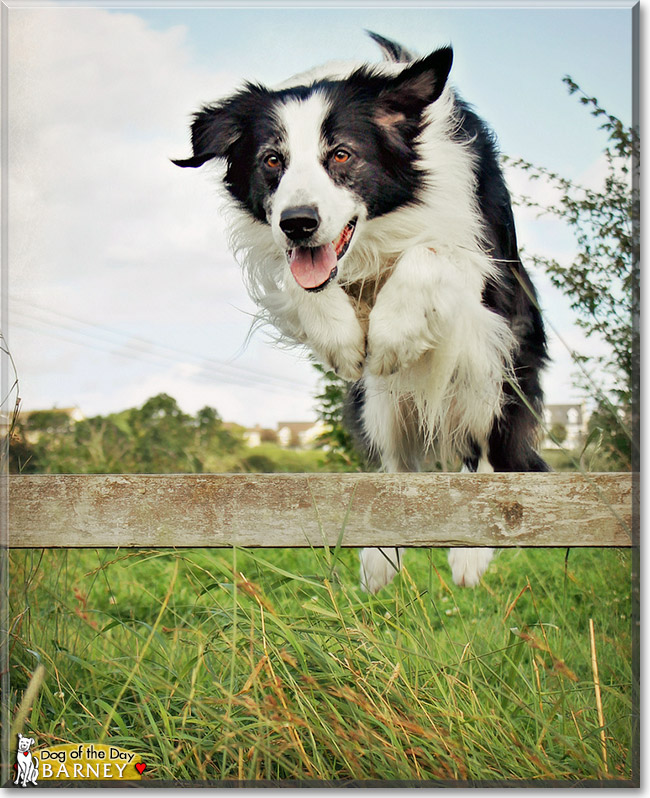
xmin=9 ymin=542 xmax=636 ymax=783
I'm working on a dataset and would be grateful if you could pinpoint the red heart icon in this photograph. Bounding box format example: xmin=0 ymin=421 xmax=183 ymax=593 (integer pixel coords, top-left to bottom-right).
xmin=135 ymin=762 xmax=146 ymax=775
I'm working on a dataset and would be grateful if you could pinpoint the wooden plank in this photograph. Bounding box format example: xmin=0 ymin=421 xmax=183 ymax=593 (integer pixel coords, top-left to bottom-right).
xmin=7 ymin=473 xmax=633 ymax=549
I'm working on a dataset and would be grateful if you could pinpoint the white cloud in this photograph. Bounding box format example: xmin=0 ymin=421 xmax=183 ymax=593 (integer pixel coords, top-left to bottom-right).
xmin=9 ymin=8 xmax=238 ymax=304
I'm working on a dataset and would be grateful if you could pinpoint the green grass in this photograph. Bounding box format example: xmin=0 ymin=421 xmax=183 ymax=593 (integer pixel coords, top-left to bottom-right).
xmin=9 ymin=544 xmax=635 ymax=783
xmin=237 ymin=444 xmax=345 ymax=473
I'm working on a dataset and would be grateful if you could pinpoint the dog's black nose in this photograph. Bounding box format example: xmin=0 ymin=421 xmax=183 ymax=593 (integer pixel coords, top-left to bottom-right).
xmin=279 ymin=206 xmax=320 ymax=241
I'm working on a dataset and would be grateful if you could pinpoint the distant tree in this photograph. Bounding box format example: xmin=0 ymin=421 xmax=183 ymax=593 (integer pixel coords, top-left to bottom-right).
xmin=195 ymin=405 xmax=242 ymax=458
xmin=584 ymin=404 xmax=632 ymax=472
xmin=127 ymin=393 xmax=198 ymax=472
xmin=11 ymin=410 xmax=85 ymax=473
xmin=505 ymin=77 xmax=638 ymax=469
xmin=23 ymin=409 xmax=73 ymax=434
xmin=72 ymin=416 xmax=132 ymax=473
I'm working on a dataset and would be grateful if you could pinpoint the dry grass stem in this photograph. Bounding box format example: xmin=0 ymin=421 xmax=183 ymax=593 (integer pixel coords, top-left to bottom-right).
xmin=589 ymin=617 xmax=608 ymax=774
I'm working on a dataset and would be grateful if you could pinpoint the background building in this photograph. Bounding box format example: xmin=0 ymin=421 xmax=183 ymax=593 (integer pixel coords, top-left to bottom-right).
xmin=542 ymin=404 xmax=590 ymax=449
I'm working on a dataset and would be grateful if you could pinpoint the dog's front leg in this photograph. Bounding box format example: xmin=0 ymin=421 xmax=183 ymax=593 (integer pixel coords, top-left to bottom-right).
xmin=366 ymin=246 xmax=467 ymax=377
xmin=288 ymin=281 xmax=366 ymax=382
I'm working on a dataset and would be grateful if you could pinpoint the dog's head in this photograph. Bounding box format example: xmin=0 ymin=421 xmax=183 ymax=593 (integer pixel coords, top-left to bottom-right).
xmin=174 ymin=44 xmax=452 ymax=291
xmin=17 ymin=734 xmax=34 ymax=753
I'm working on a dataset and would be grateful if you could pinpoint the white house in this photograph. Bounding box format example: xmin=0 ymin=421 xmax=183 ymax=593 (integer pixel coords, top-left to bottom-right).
xmin=542 ymin=404 xmax=590 ymax=449
xmin=276 ymin=420 xmax=328 ymax=448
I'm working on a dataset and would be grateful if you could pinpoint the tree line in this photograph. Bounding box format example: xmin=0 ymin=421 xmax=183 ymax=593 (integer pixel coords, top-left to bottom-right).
xmin=10 ymin=393 xmax=245 ymax=474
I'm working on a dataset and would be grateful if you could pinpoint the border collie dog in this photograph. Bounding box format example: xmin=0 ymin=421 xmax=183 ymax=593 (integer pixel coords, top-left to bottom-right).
xmin=174 ymin=33 xmax=549 ymax=594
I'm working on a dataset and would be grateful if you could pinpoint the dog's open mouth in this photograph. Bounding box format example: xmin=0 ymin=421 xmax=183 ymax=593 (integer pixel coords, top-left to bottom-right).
xmin=288 ymin=218 xmax=357 ymax=292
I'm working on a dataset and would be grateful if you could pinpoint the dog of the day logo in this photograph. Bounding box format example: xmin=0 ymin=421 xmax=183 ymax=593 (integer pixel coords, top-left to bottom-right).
xmin=14 ymin=734 xmax=38 ymax=787
xmin=14 ymin=736 xmax=146 ymax=784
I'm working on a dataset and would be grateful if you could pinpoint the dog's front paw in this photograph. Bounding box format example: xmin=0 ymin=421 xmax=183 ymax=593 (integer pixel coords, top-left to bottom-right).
xmin=295 ymin=286 xmax=366 ymax=381
xmin=318 ymin=334 xmax=365 ymax=382
xmin=359 ymin=547 xmax=404 ymax=593
xmin=366 ymin=304 xmax=435 ymax=377
xmin=448 ymin=548 xmax=494 ymax=587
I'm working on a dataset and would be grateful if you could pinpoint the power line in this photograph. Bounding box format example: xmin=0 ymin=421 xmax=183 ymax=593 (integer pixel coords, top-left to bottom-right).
xmin=10 ymin=314 xmax=314 ymax=398
xmin=9 ymin=296 xmax=315 ymax=390
xmin=9 ymin=297 xmax=317 ymax=395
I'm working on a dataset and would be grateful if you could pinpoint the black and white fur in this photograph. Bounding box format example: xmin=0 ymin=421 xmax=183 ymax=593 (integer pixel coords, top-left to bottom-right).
xmin=174 ymin=33 xmax=549 ymax=593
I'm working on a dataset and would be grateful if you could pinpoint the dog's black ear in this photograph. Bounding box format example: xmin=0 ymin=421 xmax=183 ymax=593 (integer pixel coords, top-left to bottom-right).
xmin=172 ymin=104 xmax=240 ymax=168
xmin=173 ymin=84 xmax=268 ymax=168
xmin=377 ymin=46 xmax=453 ymax=122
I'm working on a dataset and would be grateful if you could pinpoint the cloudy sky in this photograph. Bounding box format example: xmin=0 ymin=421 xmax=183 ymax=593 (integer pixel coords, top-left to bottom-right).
xmin=6 ymin=1 xmax=636 ymax=428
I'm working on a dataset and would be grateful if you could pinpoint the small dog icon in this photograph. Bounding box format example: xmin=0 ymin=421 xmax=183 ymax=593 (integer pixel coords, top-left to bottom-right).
xmin=14 ymin=733 xmax=38 ymax=787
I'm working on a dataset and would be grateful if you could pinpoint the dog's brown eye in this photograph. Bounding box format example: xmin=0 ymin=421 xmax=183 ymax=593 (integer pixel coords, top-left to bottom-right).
xmin=333 ymin=149 xmax=351 ymax=164
xmin=264 ymin=153 xmax=282 ymax=169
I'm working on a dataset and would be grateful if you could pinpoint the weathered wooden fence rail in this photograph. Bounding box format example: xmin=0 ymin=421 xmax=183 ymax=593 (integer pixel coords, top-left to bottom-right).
xmin=8 ymin=473 xmax=633 ymax=549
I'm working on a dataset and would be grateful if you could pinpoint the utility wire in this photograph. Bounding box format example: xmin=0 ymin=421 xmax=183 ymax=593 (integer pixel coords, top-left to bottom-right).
xmin=9 ymin=297 xmax=314 ymax=391
xmin=10 ymin=315 xmax=313 ymax=398
xmin=10 ymin=299 xmax=316 ymax=396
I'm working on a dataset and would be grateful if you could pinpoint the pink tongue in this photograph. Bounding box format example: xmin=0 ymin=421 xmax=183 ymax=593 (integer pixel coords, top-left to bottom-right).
xmin=289 ymin=244 xmax=337 ymax=289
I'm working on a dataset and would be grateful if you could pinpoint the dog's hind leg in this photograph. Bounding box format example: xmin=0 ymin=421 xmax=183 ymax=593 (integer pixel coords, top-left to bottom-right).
xmin=359 ymin=546 xmax=405 ymax=595
xmin=358 ymin=380 xmax=421 ymax=594
xmin=448 ymin=454 xmax=495 ymax=587
xmin=449 ymin=380 xmax=550 ymax=588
